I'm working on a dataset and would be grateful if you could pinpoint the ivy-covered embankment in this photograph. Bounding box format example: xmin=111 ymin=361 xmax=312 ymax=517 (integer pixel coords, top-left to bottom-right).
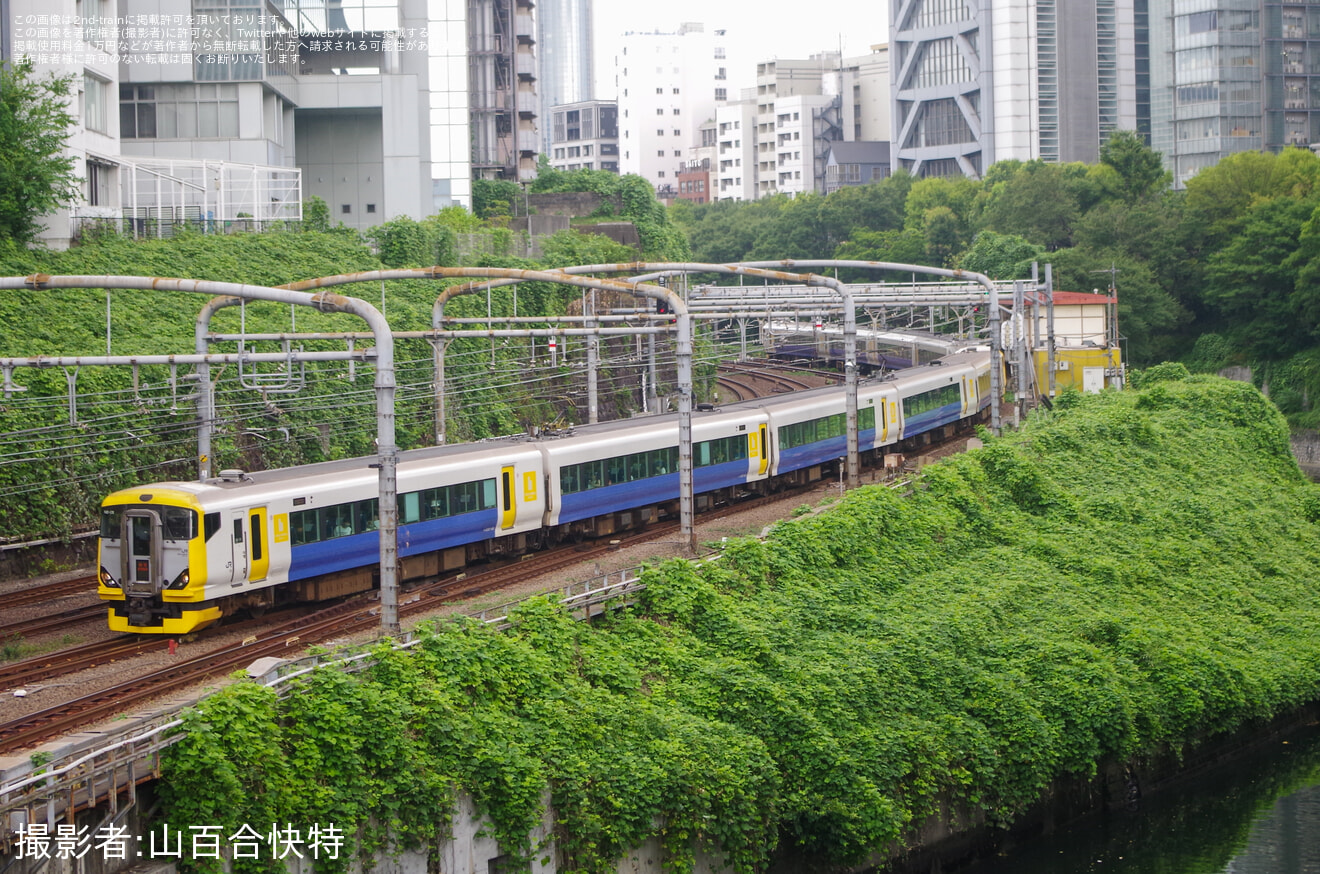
xmin=157 ymin=369 xmax=1320 ymax=873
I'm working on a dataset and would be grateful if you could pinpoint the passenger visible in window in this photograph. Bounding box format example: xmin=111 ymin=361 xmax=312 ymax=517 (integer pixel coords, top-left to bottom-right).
xmin=334 ymin=518 xmax=352 ymax=537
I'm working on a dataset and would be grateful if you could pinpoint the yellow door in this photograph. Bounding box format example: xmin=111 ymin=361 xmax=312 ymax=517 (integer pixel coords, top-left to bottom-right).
xmin=757 ymin=423 xmax=769 ymax=475
xmin=500 ymin=466 xmax=517 ymax=530
xmin=248 ymin=507 xmax=269 ymax=583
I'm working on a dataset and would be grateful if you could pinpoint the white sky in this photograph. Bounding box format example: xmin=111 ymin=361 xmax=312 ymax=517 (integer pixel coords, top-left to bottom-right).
xmin=591 ymin=0 xmax=890 ymax=98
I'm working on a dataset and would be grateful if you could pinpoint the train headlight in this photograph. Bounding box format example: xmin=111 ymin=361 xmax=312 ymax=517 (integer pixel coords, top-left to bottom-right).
xmin=166 ymin=569 xmax=191 ymax=590
xmin=99 ymin=566 xmax=120 ymax=589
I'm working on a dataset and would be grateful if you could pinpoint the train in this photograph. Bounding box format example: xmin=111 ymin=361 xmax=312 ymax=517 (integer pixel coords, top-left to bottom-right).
xmin=96 ymin=349 xmax=995 ymax=634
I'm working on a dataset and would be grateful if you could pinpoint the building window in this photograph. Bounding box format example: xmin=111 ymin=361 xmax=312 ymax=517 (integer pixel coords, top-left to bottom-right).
xmin=85 ymin=160 xmax=110 ymax=205
xmin=658 ymin=129 xmax=665 ymax=136
xmin=83 ymin=74 xmax=108 ymax=134
xmin=715 ymin=88 xmax=727 ymax=101
xmin=118 ymin=83 xmax=239 ymax=139
xmin=658 ymin=170 xmax=665 ymax=177
xmin=367 ymin=204 xmax=376 ymax=213
xmin=674 ymin=150 xmax=681 ymax=156
xmin=656 ymin=87 xmax=663 ymax=94
xmin=673 ymin=129 xmax=681 ymax=136
xmin=342 ymin=204 xmax=351 ymax=214
xmin=657 ymin=150 xmax=665 ymax=157
xmin=657 ymin=108 xmax=664 ymax=115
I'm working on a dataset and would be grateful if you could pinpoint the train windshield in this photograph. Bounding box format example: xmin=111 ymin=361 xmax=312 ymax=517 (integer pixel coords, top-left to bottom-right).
xmin=99 ymin=505 xmax=199 ymax=541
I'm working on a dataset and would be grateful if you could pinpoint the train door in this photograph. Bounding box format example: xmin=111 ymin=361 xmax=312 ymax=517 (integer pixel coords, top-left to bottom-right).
xmin=961 ymin=376 xmax=971 ymax=416
xmin=230 ymin=516 xmax=247 ymax=585
xmin=122 ymin=509 xmax=161 ymax=598
xmin=500 ymin=466 xmax=517 ymax=530
xmin=248 ymin=507 xmax=269 ymax=583
xmin=756 ymin=423 xmax=769 ymax=475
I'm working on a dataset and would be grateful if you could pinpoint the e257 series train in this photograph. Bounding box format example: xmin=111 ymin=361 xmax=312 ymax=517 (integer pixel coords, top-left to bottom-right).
xmin=97 ymin=350 xmax=995 ymax=634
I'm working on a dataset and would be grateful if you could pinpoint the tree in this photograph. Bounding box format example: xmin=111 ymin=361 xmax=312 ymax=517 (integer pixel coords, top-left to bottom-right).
xmin=0 ymin=59 xmax=80 ymax=243
xmin=1098 ymin=130 xmax=1171 ymax=203
xmin=957 ymin=231 xmax=1044 ymax=279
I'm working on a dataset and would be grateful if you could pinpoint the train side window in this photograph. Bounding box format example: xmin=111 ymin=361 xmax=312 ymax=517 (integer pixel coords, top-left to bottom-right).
xmin=204 ymin=512 xmax=221 ymax=541
xmin=356 ymin=498 xmax=380 ymax=531
xmin=561 ymin=465 xmax=579 ymax=494
xmin=399 ymin=492 xmax=421 ymax=524
xmin=481 ymin=478 xmax=496 ymax=510
xmin=627 ymin=452 xmax=648 ymax=480
xmin=607 ymin=456 xmax=627 ymax=485
xmin=233 ymin=518 xmax=244 ymax=543
xmin=420 ymin=487 xmax=444 ymax=520
xmin=501 ymin=472 xmax=513 ymax=512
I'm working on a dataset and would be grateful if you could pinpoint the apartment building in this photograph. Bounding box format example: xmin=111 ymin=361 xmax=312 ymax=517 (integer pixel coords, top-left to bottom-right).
xmin=714 ymin=95 xmax=756 ymax=200
xmin=613 ymin=22 xmax=728 ymax=192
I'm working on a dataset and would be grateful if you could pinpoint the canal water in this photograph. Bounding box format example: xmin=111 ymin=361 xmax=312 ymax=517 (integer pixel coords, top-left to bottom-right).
xmin=956 ymin=720 xmax=1320 ymax=874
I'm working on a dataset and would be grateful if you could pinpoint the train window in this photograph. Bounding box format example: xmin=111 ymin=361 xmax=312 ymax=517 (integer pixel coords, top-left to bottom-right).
xmin=204 ymin=512 xmax=221 ymax=541
xmin=399 ymin=492 xmax=420 ymax=524
xmin=290 ymin=509 xmax=318 ymax=545
xmin=501 ymin=472 xmax=513 ymax=512
xmin=421 ymin=487 xmax=447 ymax=520
xmin=322 ymin=505 xmax=354 ymax=539
xmin=355 ymin=499 xmax=380 ymax=531
xmin=100 ymin=508 xmax=121 ymax=539
xmin=251 ymin=514 xmax=264 ymax=561
xmin=233 ymin=518 xmax=244 ymax=543
xmin=903 ymin=384 xmax=960 ymax=419
xmin=481 ymin=479 xmax=496 ymax=510
xmin=627 ymin=452 xmax=648 ymax=480
xmin=607 ymin=457 xmax=627 ymax=485
xmin=163 ymin=507 xmax=196 ymax=541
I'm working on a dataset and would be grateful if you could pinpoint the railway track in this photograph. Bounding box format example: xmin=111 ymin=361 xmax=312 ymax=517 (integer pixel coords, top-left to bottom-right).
xmin=6 ymin=574 xmax=98 ymax=608
xmin=0 ymin=603 xmax=105 ymax=640
xmin=0 ymin=484 xmax=818 ymax=755
xmin=715 ymin=361 xmax=833 ymax=402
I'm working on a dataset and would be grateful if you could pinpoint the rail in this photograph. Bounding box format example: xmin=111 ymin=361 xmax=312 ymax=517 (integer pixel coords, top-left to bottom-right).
xmin=0 ymin=564 xmax=649 ymax=835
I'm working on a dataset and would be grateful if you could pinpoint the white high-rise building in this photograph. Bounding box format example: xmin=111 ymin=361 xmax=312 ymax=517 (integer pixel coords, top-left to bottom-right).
xmin=613 ymin=22 xmax=729 ymax=194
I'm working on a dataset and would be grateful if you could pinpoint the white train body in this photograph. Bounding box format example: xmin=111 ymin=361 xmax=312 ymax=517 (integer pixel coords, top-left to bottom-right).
xmin=98 ymin=351 xmax=994 ymax=633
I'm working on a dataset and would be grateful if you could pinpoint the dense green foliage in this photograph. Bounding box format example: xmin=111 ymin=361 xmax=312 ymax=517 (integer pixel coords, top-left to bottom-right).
xmin=667 ymin=137 xmax=1320 ymax=389
xmin=0 ymin=217 xmax=678 ymax=539
xmin=0 ymin=59 xmax=80 ymax=243
xmin=159 ymin=375 xmax=1320 ymax=871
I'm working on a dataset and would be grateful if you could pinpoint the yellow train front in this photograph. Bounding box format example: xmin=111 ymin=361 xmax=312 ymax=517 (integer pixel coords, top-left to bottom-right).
xmin=97 ymin=485 xmax=223 ymax=634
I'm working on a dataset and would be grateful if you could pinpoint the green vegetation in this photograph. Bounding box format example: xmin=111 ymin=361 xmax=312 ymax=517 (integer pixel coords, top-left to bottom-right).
xmin=667 ymin=136 xmax=1320 ymax=396
xmin=0 ymin=186 xmax=688 ymax=538
xmin=158 ymin=374 xmax=1320 ymax=871
xmin=0 ymin=59 xmax=80 ymax=243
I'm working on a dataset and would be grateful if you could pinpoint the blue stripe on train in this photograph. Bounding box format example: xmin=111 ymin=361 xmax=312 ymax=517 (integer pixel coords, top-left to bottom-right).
xmin=556 ymin=459 xmax=751 ymax=525
xmin=778 ymin=428 xmax=877 ymax=473
xmin=287 ymin=510 xmax=497 ymax=581
xmin=904 ymin=401 xmax=963 ymax=436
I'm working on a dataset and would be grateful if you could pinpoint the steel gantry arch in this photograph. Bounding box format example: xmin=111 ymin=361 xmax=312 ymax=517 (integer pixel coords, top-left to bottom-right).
xmin=0 ymin=274 xmax=406 ymax=636
xmin=279 ymin=266 xmax=700 ymax=553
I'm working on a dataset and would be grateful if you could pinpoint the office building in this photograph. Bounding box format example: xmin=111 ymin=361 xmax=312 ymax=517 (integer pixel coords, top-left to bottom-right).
xmin=890 ymin=0 xmax=1140 ymax=177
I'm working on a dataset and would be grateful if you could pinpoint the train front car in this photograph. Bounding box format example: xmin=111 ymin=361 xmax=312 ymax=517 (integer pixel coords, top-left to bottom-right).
xmin=97 ymin=485 xmax=221 ymax=634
